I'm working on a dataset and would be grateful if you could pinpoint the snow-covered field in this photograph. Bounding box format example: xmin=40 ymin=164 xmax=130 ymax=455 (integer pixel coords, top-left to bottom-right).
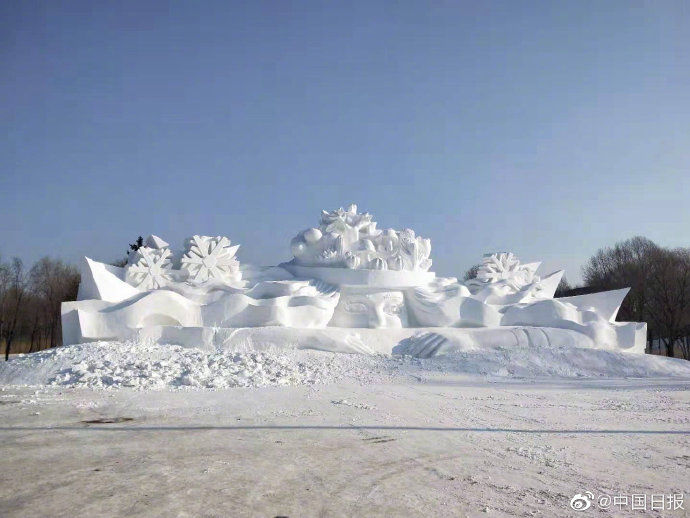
xmin=1 ymin=342 xmax=689 ymax=517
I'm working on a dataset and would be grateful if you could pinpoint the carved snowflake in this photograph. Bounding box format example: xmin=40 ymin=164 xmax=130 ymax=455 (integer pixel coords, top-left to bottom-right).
xmin=125 ymin=247 xmax=173 ymax=289
xmin=476 ymin=252 xmax=535 ymax=289
xmin=180 ymin=235 xmax=241 ymax=284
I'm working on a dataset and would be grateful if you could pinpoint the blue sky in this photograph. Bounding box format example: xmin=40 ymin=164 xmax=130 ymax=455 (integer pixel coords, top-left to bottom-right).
xmin=2 ymin=1 xmax=688 ymax=283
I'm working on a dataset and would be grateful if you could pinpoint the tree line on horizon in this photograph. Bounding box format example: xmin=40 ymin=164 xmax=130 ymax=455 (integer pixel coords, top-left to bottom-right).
xmin=1 ymin=236 xmax=689 ymax=360
xmin=0 ymin=257 xmax=79 ymax=360
xmin=0 ymin=237 xmax=142 ymax=360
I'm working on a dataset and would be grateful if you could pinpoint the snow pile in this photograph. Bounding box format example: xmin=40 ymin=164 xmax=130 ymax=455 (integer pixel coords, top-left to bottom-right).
xmin=0 ymin=341 xmax=392 ymax=390
xmin=1 ymin=339 xmax=690 ymax=390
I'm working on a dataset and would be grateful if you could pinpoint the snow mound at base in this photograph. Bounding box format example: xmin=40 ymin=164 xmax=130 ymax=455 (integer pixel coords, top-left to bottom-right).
xmin=0 ymin=342 xmax=392 ymax=390
xmin=406 ymin=347 xmax=690 ymax=379
xmin=396 ymin=331 xmax=690 ymax=378
xmin=1 ymin=340 xmax=689 ymax=390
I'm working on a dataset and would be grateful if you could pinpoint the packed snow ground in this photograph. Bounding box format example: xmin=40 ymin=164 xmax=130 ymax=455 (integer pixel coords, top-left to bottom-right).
xmin=1 ymin=378 xmax=689 ymax=517
xmin=1 ymin=342 xmax=690 ymax=516
xmin=1 ymin=340 xmax=690 ymax=390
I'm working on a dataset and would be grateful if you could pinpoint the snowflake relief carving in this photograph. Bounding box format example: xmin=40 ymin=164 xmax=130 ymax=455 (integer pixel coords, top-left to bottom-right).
xmin=180 ymin=235 xmax=241 ymax=284
xmin=125 ymin=247 xmax=174 ymax=289
xmin=475 ymin=252 xmax=537 ymax=290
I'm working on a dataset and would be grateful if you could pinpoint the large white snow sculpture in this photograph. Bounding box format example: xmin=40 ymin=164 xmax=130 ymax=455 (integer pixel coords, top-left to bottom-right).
xmin=61 ymin=205 xmax=647 ymax=355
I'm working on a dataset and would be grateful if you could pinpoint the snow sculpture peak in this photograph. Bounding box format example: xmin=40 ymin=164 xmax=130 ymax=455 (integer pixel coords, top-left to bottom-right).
xmin=290 ymin=204 xmax=432 ymax=272
xmin=180 ymin=235 xmax=241 ymax=284
xmin=145 ymin=234 xmax=169 ymax=249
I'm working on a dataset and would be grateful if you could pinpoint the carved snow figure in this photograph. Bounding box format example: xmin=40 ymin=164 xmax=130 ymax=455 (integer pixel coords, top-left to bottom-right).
xmin=320 ymin=204 xmax=376 ymax=250
xmin=398 ymin=229 xmax=432 ymax=271
xmin=125 ymin=247 xmax=173 ymax=289
xmin=61 ymin=204 xmax=647 ymax=356
xmin=180 ymin=235 xmax=241 ymax=285
xmin=463 ymin=253 xmax=556 ymax=305
xmin=330 ymin=289 xmax=408 ymax=329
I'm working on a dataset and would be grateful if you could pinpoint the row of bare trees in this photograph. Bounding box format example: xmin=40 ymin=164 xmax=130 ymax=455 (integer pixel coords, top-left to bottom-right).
xmin=0 ymin=257 xmax=80 ymax=360
xmin=581 ymin=237 xmax=690 ymax=359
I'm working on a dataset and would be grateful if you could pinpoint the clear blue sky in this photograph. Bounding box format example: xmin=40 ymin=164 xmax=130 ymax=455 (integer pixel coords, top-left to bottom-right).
xmin=2 ymin=1 xmax=688 ymax=283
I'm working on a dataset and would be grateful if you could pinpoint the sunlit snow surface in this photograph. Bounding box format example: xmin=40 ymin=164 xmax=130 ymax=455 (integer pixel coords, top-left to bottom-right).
xmin=2 ymin=340 xmax=689 ymax=390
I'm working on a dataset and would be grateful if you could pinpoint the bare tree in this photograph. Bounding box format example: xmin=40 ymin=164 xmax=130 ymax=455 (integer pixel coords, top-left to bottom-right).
xmin=1 ymin=258 xmax=27 ymax=360
xmin=582 ymin=236 xmax=659 ymax=324
xmin=26 ymin=296 xmax=43 ymax=353
xmin=681 ymin=335 xmax=690 ymax=362
xmin=29 ymin=258 xmax=80 ymax=349
xmin=645 ymin=248 xmax=690 ymax=358
xmin=582 ymin=237 xmax=690 ymax=359
xmin=0 ymin=259 xmax=8 ymax=357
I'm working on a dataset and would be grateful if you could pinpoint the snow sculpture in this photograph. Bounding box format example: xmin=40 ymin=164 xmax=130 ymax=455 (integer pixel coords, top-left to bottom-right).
xmin=202 ymin=279 xmax=339 ymax=328
xmin=144 ymin=234 xmax=169 ymax=249
xmin=180 ymin=235 xmax=241 ymax=285
xmin=470 ymin=252 xmax=538 ymax=289
xmin=62 ymin=204 xmax=647 ymax=356
xmin=283 ymin=205 xmax=435 ymax=328
xmin=125 ymin=247 xmax=173 ymax=289
xmin=77 ymin=257 xmax=140 ymax=303
xmin=290 ymin=204 xmax=432 ymax=271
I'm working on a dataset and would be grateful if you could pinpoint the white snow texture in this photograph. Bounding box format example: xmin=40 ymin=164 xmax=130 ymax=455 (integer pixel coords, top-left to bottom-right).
xmin=1 ymin=339 xmax=689 ymax=390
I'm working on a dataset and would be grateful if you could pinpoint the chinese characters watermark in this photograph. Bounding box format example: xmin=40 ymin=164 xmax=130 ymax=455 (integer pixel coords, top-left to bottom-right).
xmin=570 ymin=492 xmax=684 ymax=512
